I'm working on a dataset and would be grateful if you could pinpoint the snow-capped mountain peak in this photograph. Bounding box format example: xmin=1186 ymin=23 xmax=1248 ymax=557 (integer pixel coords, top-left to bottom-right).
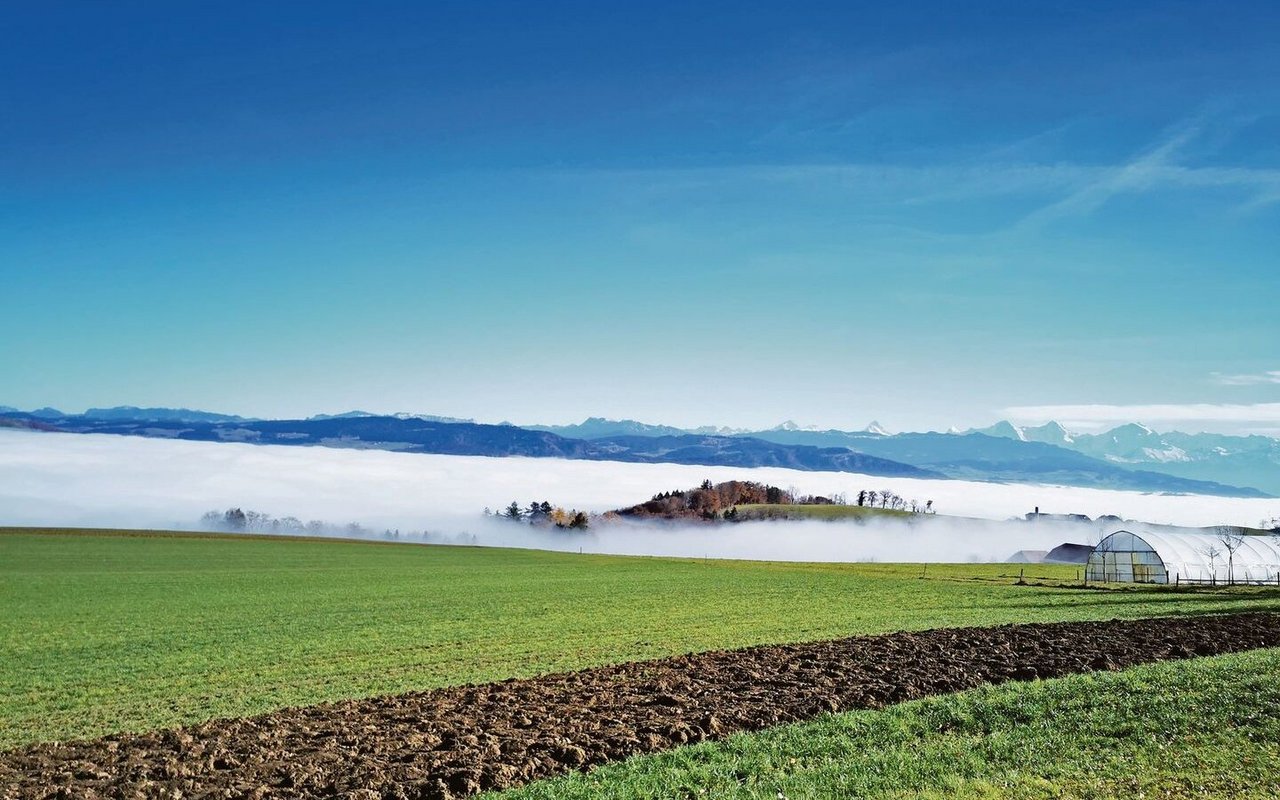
xmin=1023 ymin=420 xmax=1075 ymax=445
xmin=688 ymin=425 xmax=752 ymax=435
xmin=972 ymin=419 xmax=1078 ymax=445
xmin=771 ymin=420 xmax=822 ymax=432
xmin=863 ymin=420 xmax=890 ymax=436
xmin=1106 ymin=422 xmax=1159 ymax=444
xmin=976 ymin=420 xmax=1027 ymax=441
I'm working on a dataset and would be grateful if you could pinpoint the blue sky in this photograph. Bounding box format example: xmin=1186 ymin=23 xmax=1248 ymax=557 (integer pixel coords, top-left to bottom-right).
xmin=3 ymin=1 xmax=1278 ymax=433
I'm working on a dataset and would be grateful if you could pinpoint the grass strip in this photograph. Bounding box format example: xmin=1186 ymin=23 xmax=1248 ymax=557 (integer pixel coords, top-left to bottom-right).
xmin=489 ymin=647 xmax=1280 ymax=799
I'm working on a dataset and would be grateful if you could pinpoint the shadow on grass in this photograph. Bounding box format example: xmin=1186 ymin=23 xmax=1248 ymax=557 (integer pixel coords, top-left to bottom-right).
xmin=998 ymin=589 xmax=1280 ymax=615
xmin=1024 ymin=581 xmax=1280 ymax=599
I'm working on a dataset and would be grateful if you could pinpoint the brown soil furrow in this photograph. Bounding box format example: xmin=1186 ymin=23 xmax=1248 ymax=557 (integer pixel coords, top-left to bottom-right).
xmin=4 ymin=612 xmax=1280 ymax=799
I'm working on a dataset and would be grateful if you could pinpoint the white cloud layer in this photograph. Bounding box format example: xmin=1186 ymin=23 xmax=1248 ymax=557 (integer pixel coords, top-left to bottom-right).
xmin=1212 ymin=370 xmax=1280 ymax=387
xmin=1 ymin=430 xmax=1275 ymax=563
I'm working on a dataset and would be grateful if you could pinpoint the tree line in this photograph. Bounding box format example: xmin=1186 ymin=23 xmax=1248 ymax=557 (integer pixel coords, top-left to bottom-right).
xmin=856 ymin=489 xmax=933 ymax=514
xmin=198 ymin=507 xmax=477 ymax=545
xmin=486 ymin=500 xmax=591 ymax=530
xmin=201 ymin=508 xmax=342 ymax=535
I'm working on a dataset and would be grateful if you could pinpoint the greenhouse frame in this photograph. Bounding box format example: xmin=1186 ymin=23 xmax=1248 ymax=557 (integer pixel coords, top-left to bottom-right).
xmin=1086 ymin=529 xmax=1280 ymax=585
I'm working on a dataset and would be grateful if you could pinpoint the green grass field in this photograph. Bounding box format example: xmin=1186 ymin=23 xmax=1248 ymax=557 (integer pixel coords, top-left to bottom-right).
xmin=732 ymin=503 xmax=913 ymax=520
xmin=4 ymin=527 xmax=1280 ymax=751
xmin=488 ymin=648 xmax=1280 ymax=799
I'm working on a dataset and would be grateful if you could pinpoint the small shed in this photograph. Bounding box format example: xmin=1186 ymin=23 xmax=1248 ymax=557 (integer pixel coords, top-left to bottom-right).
xmin=1086 ymin=529 xmax=1280 ymax=585
xmin=1044 ymin=542 xmax=1092 ymax=564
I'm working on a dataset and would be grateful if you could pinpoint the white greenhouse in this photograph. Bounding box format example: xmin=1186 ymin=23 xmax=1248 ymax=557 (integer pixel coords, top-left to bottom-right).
xmin=1086 ymin=529 xmax=1280 ymax=585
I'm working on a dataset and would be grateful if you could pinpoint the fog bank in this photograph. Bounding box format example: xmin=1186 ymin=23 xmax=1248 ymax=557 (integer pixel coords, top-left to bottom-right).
xmin=435 ymin=514 xmax=1099 ymax=563
xmin=1 ymin=430 xmax=1274 ymax=562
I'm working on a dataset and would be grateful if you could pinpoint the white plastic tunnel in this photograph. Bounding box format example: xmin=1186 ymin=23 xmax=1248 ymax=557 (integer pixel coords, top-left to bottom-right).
xmin=1086 ymin=529 xmax=1280 ymax=585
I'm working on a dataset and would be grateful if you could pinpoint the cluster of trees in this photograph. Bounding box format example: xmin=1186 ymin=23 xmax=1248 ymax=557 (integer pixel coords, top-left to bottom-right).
xmin=480 ymin=481 xmax=941 ymax=526
xmin=487 ymin=500 xmax=590 ymax=530
xmin=197 ymin=507 xmax=476 ymax=545
xmin=624 ymin=480 xmax=795 ymax=520
xmin=200 ymin=508 xmax=365 ymax=536
xmin=618 ymin=480 xmax=892 ymax=521
xmin=855 ymin=490 xmax=934 ymax=514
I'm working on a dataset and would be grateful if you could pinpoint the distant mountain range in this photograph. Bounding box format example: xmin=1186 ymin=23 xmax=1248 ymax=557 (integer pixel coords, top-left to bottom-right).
xmin=2 ymin=406 xmax=1274 ymax=498
xmin=307 ymin=410 xmax=477 ymax=424
xmin=971 ymin=420 xmax=1280 ymax=496
xmin=3 ymin=405 xmax=250 ymax=424
xmin=525 ymin=417 xmax=697 ymax=439
xmin=744 ymin=427 xmax=1263 ymax=496
xmin=0 ymin=408 xmax=935 ymax=480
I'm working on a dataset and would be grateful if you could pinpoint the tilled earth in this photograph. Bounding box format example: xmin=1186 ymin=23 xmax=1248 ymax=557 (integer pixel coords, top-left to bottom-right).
xmin=4 ymin=612 xmax=1280 ymax=799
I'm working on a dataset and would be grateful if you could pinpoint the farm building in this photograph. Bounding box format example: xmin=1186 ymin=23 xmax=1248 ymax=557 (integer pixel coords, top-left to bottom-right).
xmin=1086 ymin=529 xmax=1280 ymax=585
xmin=1044 ymin=542 xmax=1092 ymax=564
xmin=1006 ymin=542 xmax=1093 ymax=565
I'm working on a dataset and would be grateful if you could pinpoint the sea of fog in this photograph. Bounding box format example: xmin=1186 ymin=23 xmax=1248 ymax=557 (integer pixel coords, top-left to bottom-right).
xmin=2 ymin=429 xmax=1275 ymax=563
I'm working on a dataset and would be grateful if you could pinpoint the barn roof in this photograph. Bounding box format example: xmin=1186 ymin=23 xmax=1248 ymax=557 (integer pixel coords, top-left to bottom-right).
xmin=1045 ymin=542 xmax=1092 ymax=563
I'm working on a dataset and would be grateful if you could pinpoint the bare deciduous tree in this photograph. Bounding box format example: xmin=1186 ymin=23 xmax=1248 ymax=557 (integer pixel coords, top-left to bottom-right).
xmin=1271 ymin=530 xmax=1280 ymax=583
xmin=1215 ymin=525 xmax=1248 ymax=585
xmin=1200 ymin=541 xmax=1223 ymax=583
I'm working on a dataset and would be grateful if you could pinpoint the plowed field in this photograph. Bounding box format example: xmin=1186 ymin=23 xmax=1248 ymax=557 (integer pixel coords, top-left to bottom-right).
xmin=3 ymin=612 xmax=1278 ymax=799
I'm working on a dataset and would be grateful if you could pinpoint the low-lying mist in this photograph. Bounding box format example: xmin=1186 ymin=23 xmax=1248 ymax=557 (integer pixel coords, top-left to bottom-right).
xmin=2 ymin=429 xmax=1275 ymax=563
xmin=426 ymin=514 xmax=1098 ymax=563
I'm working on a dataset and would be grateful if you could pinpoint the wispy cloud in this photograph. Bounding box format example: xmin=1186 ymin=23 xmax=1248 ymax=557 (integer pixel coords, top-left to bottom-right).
xmin=550 ymin=102 xmax=1280 ymax=225
xmin=1011 ymin=117 xmax=1204 ymax=232
xmin=1212 ymin=370 xmax=1280 ymax=387
xmin=551 ymin=156 xmax=1280 ymax=214
xmin=1237 ymin=186 xmax=1280 ymax=214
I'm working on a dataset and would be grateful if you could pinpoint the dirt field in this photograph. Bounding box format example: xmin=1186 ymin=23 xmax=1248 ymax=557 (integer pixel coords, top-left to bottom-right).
xmin=4 ymin=612 xmax=1279 ymax=800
